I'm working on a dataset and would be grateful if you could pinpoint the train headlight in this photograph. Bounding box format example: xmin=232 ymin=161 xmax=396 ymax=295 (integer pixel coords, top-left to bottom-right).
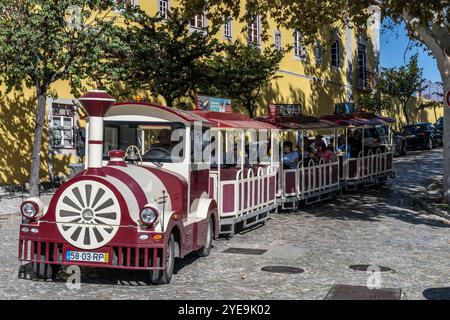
xmin=140 ymin=206 xmax=158 ymax=226
xmin=20 ymin=198 xmax=44 ymax=220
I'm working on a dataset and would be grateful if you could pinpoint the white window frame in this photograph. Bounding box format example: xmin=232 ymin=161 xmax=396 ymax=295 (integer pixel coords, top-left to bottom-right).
xmin=158 ymin=0 xmax=169 ymax=19
xmin=190 ymin=13 xmax=207 ymax=30
xmin=51 ymin=114 xmax=75 ymax=149
xmin=248 ymin=15 xmax=260 ymax=45
xmin=293 ymin=30 xmax=306 ymax=61
xmin=274 ymin=30 xmax=282 ymax=50
xmin=331 ymin=36 xmax=341 ymax=68
xmin=223 ymin=16 xmax=232 ymax=39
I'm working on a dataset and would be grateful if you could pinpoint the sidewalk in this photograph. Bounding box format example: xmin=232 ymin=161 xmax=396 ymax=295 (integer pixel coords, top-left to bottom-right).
xmin=0 ymin=194 xmax=54 ymax=216
xmin=414 ymin=176 xmax=450 ymax=220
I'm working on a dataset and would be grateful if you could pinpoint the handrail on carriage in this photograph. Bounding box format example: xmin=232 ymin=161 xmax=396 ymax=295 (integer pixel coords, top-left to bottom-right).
xmin=257 ymin=167 xmax=264 ymax=177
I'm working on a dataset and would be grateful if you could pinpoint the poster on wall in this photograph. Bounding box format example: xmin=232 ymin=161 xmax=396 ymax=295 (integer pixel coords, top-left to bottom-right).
xmin=196 ymin=95 xmax=232 ymax=112
xmin=268 ymin=104 xmax=301 ymax=117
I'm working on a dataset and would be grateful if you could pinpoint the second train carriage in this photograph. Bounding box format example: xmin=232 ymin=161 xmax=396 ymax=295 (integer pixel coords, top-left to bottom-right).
xmin=320 ymin=105 xmax=395 ymax=190
xmin=191 ymin=110 xmax=278 ymax=236
xmin=256 ymin=108 xmax=342 ymax=210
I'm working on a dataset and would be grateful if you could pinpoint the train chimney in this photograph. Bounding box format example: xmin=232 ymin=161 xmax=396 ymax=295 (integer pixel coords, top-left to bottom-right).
xmin=78 ymin=90 xmax=116 ymax=173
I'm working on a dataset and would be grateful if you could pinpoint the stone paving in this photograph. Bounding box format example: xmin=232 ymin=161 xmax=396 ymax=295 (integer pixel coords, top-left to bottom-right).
xmin=0 ymin=148 xmax=449 ymax=300
xmin=0 ymin=194 xmax=53 ymax=216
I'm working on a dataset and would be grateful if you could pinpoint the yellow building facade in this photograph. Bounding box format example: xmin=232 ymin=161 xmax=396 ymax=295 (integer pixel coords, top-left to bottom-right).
xmin=0 ymin=1 xmax=442 ymax=185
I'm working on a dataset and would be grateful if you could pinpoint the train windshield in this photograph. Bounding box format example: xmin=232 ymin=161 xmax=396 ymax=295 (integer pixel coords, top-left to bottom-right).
xmin=103 ymin=121 xmax=185 ymax=163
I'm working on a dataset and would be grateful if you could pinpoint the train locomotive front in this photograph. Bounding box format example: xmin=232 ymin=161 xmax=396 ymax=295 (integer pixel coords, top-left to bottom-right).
xmin=18 ymin=91 xmax=218 ymax=284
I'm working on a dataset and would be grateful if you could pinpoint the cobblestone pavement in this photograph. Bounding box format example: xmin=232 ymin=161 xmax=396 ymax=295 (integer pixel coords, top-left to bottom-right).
xmin=0 ymin=148 xmax=449 ymax=300
xmin=0 ymin=194 xmax=53 ymax=216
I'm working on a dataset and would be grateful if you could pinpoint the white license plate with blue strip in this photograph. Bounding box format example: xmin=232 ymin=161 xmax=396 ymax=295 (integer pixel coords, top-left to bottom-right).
xmin=66 ymin=251 xmax=109 ymax=263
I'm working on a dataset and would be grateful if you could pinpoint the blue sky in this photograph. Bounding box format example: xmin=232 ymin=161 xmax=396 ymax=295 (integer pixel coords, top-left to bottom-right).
xmin=380 ymin=22 xmax=441 ymax=83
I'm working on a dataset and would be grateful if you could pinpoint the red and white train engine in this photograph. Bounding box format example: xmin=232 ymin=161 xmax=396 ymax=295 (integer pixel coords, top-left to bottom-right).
xmin=18 ymin=91 xmax=219 ymax=284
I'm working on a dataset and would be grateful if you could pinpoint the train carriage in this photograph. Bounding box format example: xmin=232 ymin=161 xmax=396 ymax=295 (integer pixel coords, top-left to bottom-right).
xmin=320 ymin=106 xmax=395 ymax=190
xmin=191 ymin=111 xmax=278 ymax=236
xmin=256 ymin=106 xmax=343 ymax=210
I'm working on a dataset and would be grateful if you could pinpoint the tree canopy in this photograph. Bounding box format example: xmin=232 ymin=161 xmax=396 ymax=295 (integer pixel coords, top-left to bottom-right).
xmin=0 ymin=0 xmax=131 ymax=195
xmin=378 ymin=54 xmax=425 ymax=125
xmin=204 ymin=41 xmax=285 ymax=117
xmin=111 ymin=7 xmax=221 ymax=108
xmin=110 ymin=7 xmax=285 ymax=114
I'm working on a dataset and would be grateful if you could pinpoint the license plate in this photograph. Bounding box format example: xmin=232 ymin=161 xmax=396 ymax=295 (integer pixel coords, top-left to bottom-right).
xmin=406 ymin=135 xmax=415 ymax=138
xmin=66 ymin=250 xmax=109 ymax=263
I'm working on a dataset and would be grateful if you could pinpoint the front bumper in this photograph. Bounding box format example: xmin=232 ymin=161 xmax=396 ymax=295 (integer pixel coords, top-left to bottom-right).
xmin=19 ymin=224 xmax=167 ymax=270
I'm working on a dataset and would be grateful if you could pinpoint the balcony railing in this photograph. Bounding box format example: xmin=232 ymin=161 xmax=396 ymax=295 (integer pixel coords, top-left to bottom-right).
xmin=356 ymin=70 xmax=375 ymax=91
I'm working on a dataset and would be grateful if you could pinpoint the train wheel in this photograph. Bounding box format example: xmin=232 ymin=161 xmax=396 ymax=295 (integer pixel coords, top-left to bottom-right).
xmin=196 ymin=217 xmax=214 ymax=257
xmin=31 ymin=262 xmax=59 ymax=280
xmin=149 ymin=234 xmax=175 ymax=285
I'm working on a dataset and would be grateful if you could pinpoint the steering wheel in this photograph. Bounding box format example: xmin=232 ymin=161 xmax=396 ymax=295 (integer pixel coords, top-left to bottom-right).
xmin=145 ymin=146 xmax=171 ymax=159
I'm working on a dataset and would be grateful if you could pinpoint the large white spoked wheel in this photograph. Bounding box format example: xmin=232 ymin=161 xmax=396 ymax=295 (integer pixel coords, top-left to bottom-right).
xmin=149 ymin=234 xmax=176 ymax=285
xmin=196 ymin=216 xmax=214 ymax=257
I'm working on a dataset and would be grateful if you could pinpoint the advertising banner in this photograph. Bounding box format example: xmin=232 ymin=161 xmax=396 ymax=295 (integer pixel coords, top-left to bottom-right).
xmin=197 ymin=95 xmax=232 ymax=112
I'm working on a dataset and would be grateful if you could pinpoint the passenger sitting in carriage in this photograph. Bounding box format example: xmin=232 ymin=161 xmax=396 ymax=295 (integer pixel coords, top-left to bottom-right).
xmin=282 ymin=141 xmax=299 ymax=168
xmin=315 ymin=141 xmax=327 ymax=158
xmin=322 ymin=144 xmax=337 ymax=162
xmin=349 ymin=129 xmax=363 ymax=157
xmin=310 ymin=134 xmax=323 ymax=149
xmin=337 ymin=134 xmax=351 ymax=158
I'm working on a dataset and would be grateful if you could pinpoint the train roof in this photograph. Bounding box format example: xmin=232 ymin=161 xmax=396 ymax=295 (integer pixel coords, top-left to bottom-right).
xmin=255 ymin=114 xmax=341 ymax=129
xmin=191 ymin=111 xmax=277 ymax=129
xmin=104 ymin=102 xmax=277 ymax=129
xmin=104 ymin=102 xmax=213 ymax=125
xmin=320 ymin=112 xmax=395 ymax=127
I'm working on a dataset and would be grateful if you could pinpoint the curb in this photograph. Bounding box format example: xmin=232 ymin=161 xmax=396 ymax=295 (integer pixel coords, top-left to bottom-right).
xmin=416 ymin=198 xmax=450 ymax=221
xmin=0 ymin=212 xmax=20 ymax=218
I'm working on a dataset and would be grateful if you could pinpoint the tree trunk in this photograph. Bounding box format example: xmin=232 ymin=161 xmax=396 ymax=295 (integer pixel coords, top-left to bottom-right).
xmin=164 ymin=96 xmax=174 ymax=108
xmin=244 ymin=98 xmax=254 ymax=118
xmin=442 ymin=74 xmax=450 ymax=203
xmin=405 ymin=16 xmax=450 ymax=204
xmin=29 ymin=90 xmax=47 ymax=197
xmin=402 ymin=102 xmax=410 ymax=125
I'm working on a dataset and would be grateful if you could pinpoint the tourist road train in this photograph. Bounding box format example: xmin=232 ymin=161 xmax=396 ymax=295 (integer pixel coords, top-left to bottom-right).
xmin=18 ymin=91 xmax=395 ymax=284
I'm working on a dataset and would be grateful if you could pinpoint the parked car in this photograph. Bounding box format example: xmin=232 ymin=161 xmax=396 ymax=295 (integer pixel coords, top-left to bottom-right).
xmin=435 ymin=117 xmax=443 ymax=132
xmin=400 ymin=122 xmax=442 ymax=150
xmin=392 ymin=130 xmax=407 ymax=156
xmin=435 ymin=117 xmax=444 ymax=146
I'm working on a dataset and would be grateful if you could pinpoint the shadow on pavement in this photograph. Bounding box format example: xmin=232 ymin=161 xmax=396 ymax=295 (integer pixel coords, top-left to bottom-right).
xmin=18 ymin=255 xmax=202 ymax=286
xmin=300 ymin=149 xmax=449 ymax=228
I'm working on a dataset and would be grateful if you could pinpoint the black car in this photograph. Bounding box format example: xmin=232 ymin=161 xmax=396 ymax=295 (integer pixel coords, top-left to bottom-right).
xmin=400 ymin=122 xmax=442 ymax=150
xmin=392 ymin=130 xmax=407 ymax=156
xmin=435 ymin=117 xmax=443 ymax=132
